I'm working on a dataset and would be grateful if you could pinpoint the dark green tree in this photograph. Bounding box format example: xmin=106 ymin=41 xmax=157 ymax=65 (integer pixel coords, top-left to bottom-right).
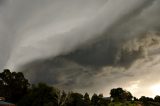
xmin=65 ymin=92 xmax=85 ymax=106
xmin=139 ymin=96 xmax=154 ymax=106
xmin=97 ymin=94 xmax=109 ymax=106
xmin=154 ymin=95 xmax=160 ymax=102
xmin=133 ymin=97 xmax=138 ymax=101
xmin=110 ymin=88 xmax=133 ymax=102
xmin=97 ymin=98 xmax=109 ymax=106
xmin=57 ymin=91 xmax=68 ymax=106
xmin=17 ymin=83 xmax=59 ymax=106
xmin=139 ymin=96 xmax=154 ymax=102
xmin=91 ymin=94 xmax=99 ymax=106
xmin=0 ymin=69 xmax=30 ymax=103
xmin=84 ymin=93 xmax=91 ymax=106
xmin=123 ymin=91 xmax=133 ymax=101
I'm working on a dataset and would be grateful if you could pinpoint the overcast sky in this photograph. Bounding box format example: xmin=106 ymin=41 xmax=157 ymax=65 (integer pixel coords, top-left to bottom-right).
xmin=0 ymin=0 xmax=160 ymax=98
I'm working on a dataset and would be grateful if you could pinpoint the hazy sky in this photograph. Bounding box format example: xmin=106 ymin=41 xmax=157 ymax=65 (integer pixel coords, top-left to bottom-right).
xmin=0 ymin=0 xmax=160 ymax=98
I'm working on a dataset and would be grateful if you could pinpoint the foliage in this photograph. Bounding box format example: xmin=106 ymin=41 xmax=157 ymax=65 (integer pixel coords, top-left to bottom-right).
xmin=110 ymin=88 xmax=133 ymax=102
xmin=154 ymin=95 xmax=160 ymax=102
xmin=17 ymin=83 xmax=59 ymax=106
xmin=91 ymin=93 xmax=110 ymax=106
xmin=84 ymin=93 xmax=91 ymax=106
xmin=0 ymin=69 xmax=30 ymax=103
xmin=91 ymin=93 xmax=99 ymax=106
xmin=139 ymin=96 xmax=154 ymax=102
xmin=65 ymin=92 xmax=85 ymax=106
xmin=139 ymin=96 xmax=154 ymax=106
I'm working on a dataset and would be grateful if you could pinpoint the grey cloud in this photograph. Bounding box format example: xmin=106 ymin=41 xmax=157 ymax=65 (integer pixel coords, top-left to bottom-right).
xmin=18 ymin=32 xmax=160 ymax=96
xmin=0 ymin=0 xmax=108 ymax=69
xmin=0 ymin=0 xmax=4 ymax=5
xmin=3 ymin=0 xmax=152 ymax=69
xmin=19 ymin=57 xmax=95 ymax=90
xmin=17 ymin=1 xmax=160 ymax=95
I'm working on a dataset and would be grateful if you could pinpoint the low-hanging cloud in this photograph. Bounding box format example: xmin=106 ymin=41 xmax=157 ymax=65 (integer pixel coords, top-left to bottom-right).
xmin=0 ymin=0 xmax=160 ymax=97
xmin=1 ymin=0 xmax=154 ymax=69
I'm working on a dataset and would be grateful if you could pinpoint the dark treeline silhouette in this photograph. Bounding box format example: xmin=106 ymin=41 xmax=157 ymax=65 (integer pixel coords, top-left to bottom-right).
xmin=0 ymin=69 xmax=160 ymax=106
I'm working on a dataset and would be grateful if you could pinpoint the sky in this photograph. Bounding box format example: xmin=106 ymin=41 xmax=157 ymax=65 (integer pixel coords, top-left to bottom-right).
xmin=0 ymin=0 xmax=160 ymax=98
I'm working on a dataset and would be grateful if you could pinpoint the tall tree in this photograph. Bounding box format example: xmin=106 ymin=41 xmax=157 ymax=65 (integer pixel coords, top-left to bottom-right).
xmin=0 ymin=69 xmax=30 ymax=103
xmin=139 ymin=96 xmax=154 ymax=106
xmin=110 ymin=87 xmax=133 ymax=102
xmin=154 ymin=95 xmax=160 ymax=102
xmin=65 ymin=92 xmax=85 ymax=106
xmin=91 ymin=94 xmax=99 ymax=106
xmin=84 ymin=93 xmax=91 ymax=106
xmin=57 ymin=90 xmax=68 ymax=106
xmin=17 ymin=83 xmax=59 ymax=106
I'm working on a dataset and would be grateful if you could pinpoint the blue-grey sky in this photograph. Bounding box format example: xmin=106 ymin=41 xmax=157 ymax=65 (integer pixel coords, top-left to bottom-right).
xmin=0 ymin=0 xmax=160 ymax=98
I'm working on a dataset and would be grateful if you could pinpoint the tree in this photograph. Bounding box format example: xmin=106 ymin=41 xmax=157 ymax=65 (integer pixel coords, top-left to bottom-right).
xmin=139 ymin=96 xmax=154 ymax=106
xmin=97 ymin=94 xmax=109 ymax=106
xmin=110 ymin=88 xmax=133 ymax=102
xmin=17 ymin=83 xmax=59 ymax=106
xmin=84 ymin=93 xmax=91 ymax=106
xmin=91 ymin=94 xmax=99 ymax=106
xmin=57 ymin=90 xmax=68 ymax=106
xmin=133 ymin=97 xmax=138 ymax=101
xmin=123 ymin=91 xmax=133 ymax=101
xmin=97 ymin=98 xmax=109 ymax=106
xmin=154 ymin=95 xmax=160 ymax=102
xmin=65 ymin=92 xmax=85 ymax=106
xmin=139 ymin=96 xmax=154 ymax=102
xmin=0 ymin=69 xmax=30 ymax=103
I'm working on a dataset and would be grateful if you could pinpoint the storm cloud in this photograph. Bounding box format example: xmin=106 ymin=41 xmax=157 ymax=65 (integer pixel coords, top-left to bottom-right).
xmin=0 ymin=0 xmax=160 ymax=97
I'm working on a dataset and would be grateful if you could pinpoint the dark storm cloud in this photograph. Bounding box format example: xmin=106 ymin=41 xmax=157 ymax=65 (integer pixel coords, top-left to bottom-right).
xmin=18 ymin=0 xmax=160 ymax=96
xmin=4 ymin=0 xmax=152 ymax=69
xmin=61 ymin=0 xmax=160 ymax=68
xmin=20 ymin=57 xmax=95 ymax=90
xmin=0 ymin=0 xmax=4 ymax=5
xmin=19 ymin=32 xmax=160 ymax=92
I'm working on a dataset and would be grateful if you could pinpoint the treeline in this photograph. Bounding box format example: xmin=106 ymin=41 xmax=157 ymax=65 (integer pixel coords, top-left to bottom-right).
xmin=0 ymin=69 xmax=160 ymax=106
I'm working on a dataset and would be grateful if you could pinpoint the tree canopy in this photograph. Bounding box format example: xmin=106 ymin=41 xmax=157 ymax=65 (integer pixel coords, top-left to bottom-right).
xmin=0 ymin=69 xmax=30 ymax=103
xmin=110 ymin=87 xmax=133 ymax=102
